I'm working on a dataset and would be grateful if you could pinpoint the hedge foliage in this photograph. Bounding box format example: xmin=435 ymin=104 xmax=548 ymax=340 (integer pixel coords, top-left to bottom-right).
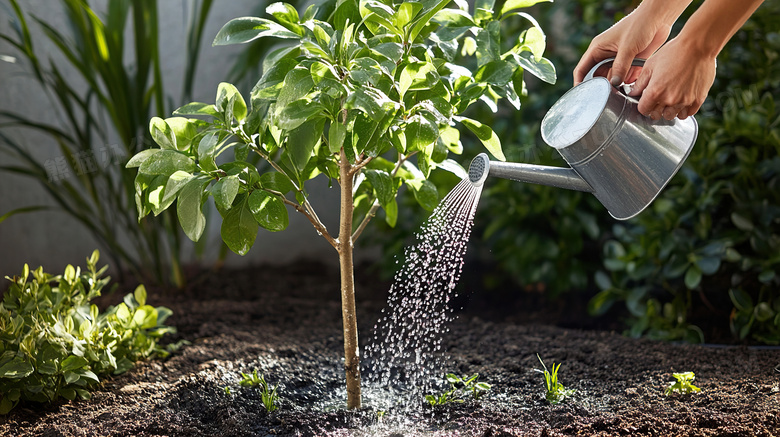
xmin=0 ymin=251 xmax=175 ymax=413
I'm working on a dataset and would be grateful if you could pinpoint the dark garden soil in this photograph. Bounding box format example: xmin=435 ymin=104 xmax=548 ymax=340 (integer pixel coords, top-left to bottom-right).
xmin=2 ymin=261 xmax=779 ymax=436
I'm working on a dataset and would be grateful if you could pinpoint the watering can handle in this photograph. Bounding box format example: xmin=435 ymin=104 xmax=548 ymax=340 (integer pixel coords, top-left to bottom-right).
xmin=583 ymin=58 xmax=646 ymax=82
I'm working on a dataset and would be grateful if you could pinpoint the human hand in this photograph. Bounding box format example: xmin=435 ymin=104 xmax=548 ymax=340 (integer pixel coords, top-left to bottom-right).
xmin=573 ymin=6 xmax=672 ymax=86
xmin=628 ymin=36 xmax=716 ymax=120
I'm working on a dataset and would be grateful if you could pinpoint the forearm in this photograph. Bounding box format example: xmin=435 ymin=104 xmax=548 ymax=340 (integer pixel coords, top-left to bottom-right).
xmin=634 ymin=0 xmax=694 ymax=28
xmin=677 ymin=0 xmax=765 ymax=58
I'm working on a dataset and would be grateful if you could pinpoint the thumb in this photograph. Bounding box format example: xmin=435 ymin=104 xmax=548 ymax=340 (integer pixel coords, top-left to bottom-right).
xmin=608 ymin=50 xmax=636 ymax=87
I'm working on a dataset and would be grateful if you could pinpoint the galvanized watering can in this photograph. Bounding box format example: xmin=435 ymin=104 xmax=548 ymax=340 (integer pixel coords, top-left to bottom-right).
xmin=468 ymin=58 xmax=698 ymax=220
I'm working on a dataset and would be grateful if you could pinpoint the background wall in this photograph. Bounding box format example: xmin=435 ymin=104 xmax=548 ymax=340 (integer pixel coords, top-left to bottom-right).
xmin=0 ymin=0 xmax=345 ymax=276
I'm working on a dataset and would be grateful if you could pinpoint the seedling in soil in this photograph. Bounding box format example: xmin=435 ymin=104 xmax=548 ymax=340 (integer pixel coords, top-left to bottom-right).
xmin=665 ymin=372 xmax=701 ymax=395
xmin=426 ymin=373 xmax=492 ymax=406
xmin=239 ymin=370 xmax=279 ymax=412
xmin=536 ymin=354 xmax=575 ymax=404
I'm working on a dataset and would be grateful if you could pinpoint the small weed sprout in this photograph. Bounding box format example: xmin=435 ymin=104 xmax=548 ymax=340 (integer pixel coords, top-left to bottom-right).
xmin=426 ymin=373 xmax=492 ymax=406
xmin=239 ymin=370 xmax=279 ymax=412
xmin=665 ymin=372 xmax=701 ymax=395
xmin=536 ymin=354 xmax=576 ymax=404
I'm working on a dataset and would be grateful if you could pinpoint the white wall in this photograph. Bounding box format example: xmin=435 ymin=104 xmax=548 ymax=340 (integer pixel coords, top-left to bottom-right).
xmin=0 ymin=0 xmax=349 ymax=278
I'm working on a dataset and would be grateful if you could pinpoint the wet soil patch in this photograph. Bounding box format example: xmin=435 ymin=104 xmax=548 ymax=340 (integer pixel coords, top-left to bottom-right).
xmin=2 ymin=263 xmax=778 ymax=436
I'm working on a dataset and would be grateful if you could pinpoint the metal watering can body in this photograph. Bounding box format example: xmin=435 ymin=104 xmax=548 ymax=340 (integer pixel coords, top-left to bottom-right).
xmin=469 ymin=58 xmax=698 ymax=220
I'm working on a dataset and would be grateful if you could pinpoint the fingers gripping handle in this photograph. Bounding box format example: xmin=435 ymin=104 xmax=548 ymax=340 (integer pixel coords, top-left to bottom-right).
xmin=583 ymin=58 xmax=646 ymax=83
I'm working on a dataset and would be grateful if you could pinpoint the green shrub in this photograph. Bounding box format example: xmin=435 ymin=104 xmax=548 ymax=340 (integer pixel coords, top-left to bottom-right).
xmin=0 ymin=251 xmax=175 ymax=414
xmin=588 ymin=1 xmax=780 ymax=343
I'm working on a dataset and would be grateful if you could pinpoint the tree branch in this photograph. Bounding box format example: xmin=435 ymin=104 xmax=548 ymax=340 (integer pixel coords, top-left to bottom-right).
xmin=264 ymin=188 xmax=339 ymax=250
xmin=350 ymin=155 xmax=375 ymax=176
xmin=351 ymin=152 xmax=410 ymax=243
xmin=239 ymin=129 xmax=333 ymax=248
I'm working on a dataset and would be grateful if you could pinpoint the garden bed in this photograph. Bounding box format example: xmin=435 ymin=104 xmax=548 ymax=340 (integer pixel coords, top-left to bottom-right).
xmin=2 ymin=262 xmax=778 ymax=436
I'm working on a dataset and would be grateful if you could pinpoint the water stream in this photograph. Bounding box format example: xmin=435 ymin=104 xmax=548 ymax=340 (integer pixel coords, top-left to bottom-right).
xmin=363 ymin=177 xmax=484 ymax=411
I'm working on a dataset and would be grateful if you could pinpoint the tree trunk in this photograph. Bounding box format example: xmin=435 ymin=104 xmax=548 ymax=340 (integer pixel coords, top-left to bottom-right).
xmin=339 ymin=149 xmax=362 ymax=409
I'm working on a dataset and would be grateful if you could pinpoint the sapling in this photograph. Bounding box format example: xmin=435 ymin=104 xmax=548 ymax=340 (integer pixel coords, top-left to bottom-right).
xmin=665 ymin=371 xmax=700 ymax=395
xmin=127 ymin=0 xmax=555 ymax=409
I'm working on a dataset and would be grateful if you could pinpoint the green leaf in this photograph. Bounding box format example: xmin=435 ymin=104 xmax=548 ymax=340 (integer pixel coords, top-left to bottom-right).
xmin=360 ymin=0 xmax=400 ymax=35
xmin=213 ymin=16 xmax=299 ymax=46
xmin=405 ymin=114 xmax=439 ymax=153
xmin=370 ymin=42 xmax=403 ymax=63
xmin=409 ymin=0 xmax=451 ymax=42
xmin=197 ymin=132 xmax=219 ymax=160
xmin=165 ymin=117 xmax=198 ymax=151
xmin=346 ymin=87 xmax=396 ymax=122
xmin=0 ymin=396 xmax=16 ymax=415
xmin=216 ymin=82 xmax=247 ymax=121
xmin=149 ymin=117 xmax=177 ymax=150
xmin=278 ymin=99 xmax=325 ymax=130
xmin=520 ymin=26 xmax=546 ymax=60
xmin=684 ymin=266 xmax=702 ymax=289
xmin=161 ymin=171 xmax=194 ymax=209
xmin=276 ymin=67 xmax=315 ymax=114
xmin=221 ymin=197 xmax=258 ymax=256
xmin=177 ymin=178 xmax=208 ymax=241
xmin=138 ymin=150 xmax=196 ymax=177
xmin=695 ymin=256 xmax=721 ymax=275
xmin=384 ymin=198 xmax=398 ymax=227
xmin=365 ymin=169 xmax=394 ymax=206
xmin=473 ymin=60 xmax=514 ymax=86
xmin=433 ymin=9 xmax=477 ymax=28
xmin=458 ymin=117 xmax=505 ymax=161
xmin=0 ymin=358 xmax=34 ymax=379
xmin=513 ymin=51 xmax=556 ymax=84
xmin=475 ymin=21 xmax=500 ymax=66
xmin=398 ymin=62 xmax=436 ymax=97
xmin=587 ymin=289 xmax=616 ymax=316
xmin=500 ymin=0 xmax=551 ymax=16
xmin=409 ymin=179 xmax=439 ymax=211
xmin=249 ymin=190 xmax=289 ymax=232
xmin=395 ymin=1 xmax=423 ymax=28
xmin=212 ymin=175 xmax=240 ymax=211
xmin=126 ymin=149 xmax=160 ymax=168
xmin=754 ymin=302 xmax=775 ymax=322
xmin=594 ymin=271 xmax=612 ymax=290
xmin=60 ymin=388 xmax=76 ymax=401
xmin=329 ymin=122 xmax=347 ymax=154
xmin=260 ymin=172 xmax=295 ymax=194
xmin=729 ymin=288 xmax=753 ymax=311
xmin=133 ymin=285 xmax=147 ymax=307
xmin=266 ymin=2 xmax=300 ymax=28
xmin=730 ymin=213 xmax=754 ymax=231
xmin=0 ymin=206 xmax=49 ymax=225
xmin=287 ymin=118 xmax=325 ymax=171
xmin=60 ymin=355 xmax=89 ymax=372
xmin=174 ymin=102 xmax=218 ymax=116
xmin=758 ymin=270 xmax=776 ymax=284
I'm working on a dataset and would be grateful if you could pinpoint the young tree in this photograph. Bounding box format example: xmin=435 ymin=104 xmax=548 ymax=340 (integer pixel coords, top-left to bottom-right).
xmin=127 ymin=0 xmax=555 ymax=409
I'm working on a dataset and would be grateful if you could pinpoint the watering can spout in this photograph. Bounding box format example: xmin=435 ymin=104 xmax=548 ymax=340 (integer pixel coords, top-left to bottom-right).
xmin=468 ymin=153 xmax=593 ymax=193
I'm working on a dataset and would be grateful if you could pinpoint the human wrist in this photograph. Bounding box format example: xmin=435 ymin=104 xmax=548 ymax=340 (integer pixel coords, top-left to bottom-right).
xmin=675 ymin=24 xmax=721 ymax=60
xmin=635 ymin=0 xmax=692 ymax=28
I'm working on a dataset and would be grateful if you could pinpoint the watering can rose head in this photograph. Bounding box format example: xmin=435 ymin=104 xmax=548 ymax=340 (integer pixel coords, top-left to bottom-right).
xmin=470 ymin=58 xmax=698 ymax=220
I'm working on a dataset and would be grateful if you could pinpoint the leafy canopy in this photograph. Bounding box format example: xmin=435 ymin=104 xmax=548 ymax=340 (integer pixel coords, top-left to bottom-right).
xmin=128 ymin=0 xmax=556 ymax=255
